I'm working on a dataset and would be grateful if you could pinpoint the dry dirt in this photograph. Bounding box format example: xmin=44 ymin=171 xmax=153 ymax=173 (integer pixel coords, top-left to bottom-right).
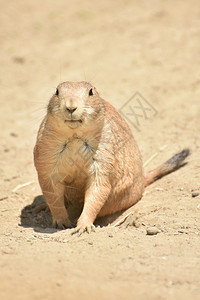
xmin=0 ymin=1 xmax=200 ymax=299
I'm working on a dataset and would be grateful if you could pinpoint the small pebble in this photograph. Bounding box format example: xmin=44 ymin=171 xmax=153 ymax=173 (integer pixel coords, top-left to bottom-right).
xmin=192 ymin=192 xmax=199 ymax=198
xmin=56 ymin=281 xmax=61 ymax=287
xmin=10 ymin=132 xmax=18 ymax=137
xmin=88 ymin=241 xmax=93 ymax=245
xmin=12 ymin=56 xmax=25 ymax=64
xmin=146 ymin=226 xmax=160 ymax=235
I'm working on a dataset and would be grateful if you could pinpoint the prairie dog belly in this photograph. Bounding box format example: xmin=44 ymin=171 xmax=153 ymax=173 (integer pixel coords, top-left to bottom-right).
xmin=58 ymin=137 xmax=94 ymax=222
xmin=52 ymin=136 xmax=93 ymax=197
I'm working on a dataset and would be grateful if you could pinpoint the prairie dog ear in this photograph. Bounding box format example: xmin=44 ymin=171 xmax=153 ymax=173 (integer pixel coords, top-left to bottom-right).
xmin=88 ymin=86 xmax=98 ymax=97
xmin=93 ymin=87 xmax=99 ymax=95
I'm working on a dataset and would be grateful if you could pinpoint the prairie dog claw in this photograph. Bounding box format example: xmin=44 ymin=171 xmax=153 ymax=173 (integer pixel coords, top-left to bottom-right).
xmin=71 ymin=224 xmax=95 ymax=236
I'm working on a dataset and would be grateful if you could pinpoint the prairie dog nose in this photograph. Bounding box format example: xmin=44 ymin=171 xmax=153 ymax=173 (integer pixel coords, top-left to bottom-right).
xmin=66 ymin=107 xmax=77 ymax=114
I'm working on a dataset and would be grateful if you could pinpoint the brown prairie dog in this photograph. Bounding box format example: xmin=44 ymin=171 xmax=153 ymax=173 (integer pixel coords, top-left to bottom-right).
xmin=34 ymin=81 xmax=190 ymax=235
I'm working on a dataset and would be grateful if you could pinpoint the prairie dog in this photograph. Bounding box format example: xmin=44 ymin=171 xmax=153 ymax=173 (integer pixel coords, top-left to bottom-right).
xmin=34 ymin=81 xmax=190 ymax=234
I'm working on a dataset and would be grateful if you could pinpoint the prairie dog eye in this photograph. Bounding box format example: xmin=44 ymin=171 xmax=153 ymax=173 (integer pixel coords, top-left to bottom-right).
xmin=89 ymin=88 xmax=93 ymax=96
xmin=55 ymin=88 xmax=59 ymax=96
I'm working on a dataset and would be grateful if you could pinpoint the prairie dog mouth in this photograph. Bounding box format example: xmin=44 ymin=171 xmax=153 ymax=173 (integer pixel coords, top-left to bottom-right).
xmin=64 ymin=119 xmax=83 ymax=128
xmin=64 ymin=119 xmax=82 ymax=123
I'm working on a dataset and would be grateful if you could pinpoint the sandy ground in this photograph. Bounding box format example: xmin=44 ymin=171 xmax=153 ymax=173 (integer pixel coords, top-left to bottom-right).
xmin=0 ymin=0 xmax=200 ymax=299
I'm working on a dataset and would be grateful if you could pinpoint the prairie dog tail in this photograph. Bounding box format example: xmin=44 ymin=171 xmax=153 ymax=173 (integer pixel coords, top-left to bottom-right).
xmin=145 ymin=148 xmax=190 ymax=187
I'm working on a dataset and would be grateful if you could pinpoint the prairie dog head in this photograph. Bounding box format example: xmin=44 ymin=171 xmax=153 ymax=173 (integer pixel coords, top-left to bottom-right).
xmin=48 ymin=81 xmax=103 ymax=129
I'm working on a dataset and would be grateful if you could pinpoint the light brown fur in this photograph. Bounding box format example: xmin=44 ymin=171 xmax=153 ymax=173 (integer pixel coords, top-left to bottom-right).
xmin=34 ymin=81 xmax=189 ymax=234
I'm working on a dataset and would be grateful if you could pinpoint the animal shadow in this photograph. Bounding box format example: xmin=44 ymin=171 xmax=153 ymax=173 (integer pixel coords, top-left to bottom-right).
xmin=20 ymin=195 xmax=54 ymax=233
xmin=20 ymin=195 xmax=127 ymax=233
